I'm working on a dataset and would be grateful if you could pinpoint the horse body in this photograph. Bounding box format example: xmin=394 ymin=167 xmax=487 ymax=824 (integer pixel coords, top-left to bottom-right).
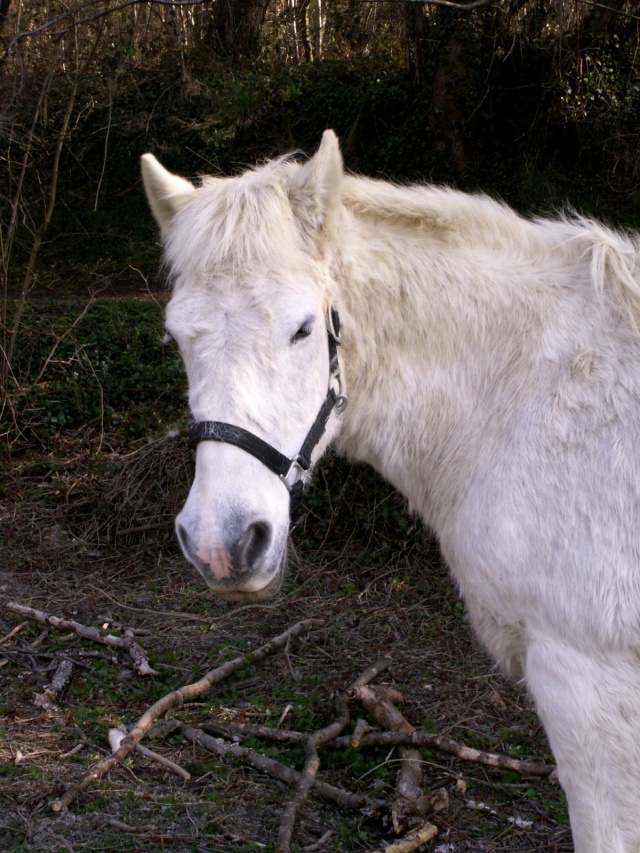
xmin=142 ymin=132 xmax=640 ymax=852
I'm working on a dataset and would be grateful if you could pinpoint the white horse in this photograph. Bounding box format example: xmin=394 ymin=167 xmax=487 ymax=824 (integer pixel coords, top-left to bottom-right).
xmin=142 ymin=131 xmax=640 ymax=853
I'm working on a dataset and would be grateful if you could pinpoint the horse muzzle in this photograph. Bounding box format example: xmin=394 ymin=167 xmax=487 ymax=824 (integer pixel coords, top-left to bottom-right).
xmin=175 ymin=514 xmax=287 ymax=602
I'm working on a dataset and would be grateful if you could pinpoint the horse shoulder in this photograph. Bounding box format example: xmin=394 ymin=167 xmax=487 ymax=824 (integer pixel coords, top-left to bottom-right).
xmin=438 ymin=328 xmax=640 ymax=663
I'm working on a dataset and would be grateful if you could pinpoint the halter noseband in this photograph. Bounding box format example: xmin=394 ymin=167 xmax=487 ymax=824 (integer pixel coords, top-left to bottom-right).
xmin=187 ymin=306 xmax=347 ymax=522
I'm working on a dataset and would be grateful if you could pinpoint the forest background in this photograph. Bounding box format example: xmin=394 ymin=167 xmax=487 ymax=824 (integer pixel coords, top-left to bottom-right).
xmin=1 ymin=2 xmax=640 ymax=852
xmin=3 ymin=0 xmax=640 ymax=392
xmin=3 ymin=0 xmax=640 ymax=331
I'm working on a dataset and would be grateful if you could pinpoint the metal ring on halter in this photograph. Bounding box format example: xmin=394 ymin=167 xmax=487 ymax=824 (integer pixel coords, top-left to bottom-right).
xmin=330 ymin=369 xmax=348 ymax=412
xmin=335 ymin=395 xmax=348 ymax=411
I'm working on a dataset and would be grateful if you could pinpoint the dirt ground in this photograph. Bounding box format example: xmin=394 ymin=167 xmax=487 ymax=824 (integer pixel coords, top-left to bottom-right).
xmin=0 ymin=438 xmax=574 ymax=853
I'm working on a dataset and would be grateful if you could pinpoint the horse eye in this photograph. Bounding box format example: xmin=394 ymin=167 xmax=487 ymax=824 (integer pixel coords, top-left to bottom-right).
xmin=291 ymin=321 xmax=313 ymax=344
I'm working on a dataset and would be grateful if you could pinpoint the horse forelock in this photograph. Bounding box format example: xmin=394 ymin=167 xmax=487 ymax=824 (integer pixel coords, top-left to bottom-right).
xmin=164 ymin=156 xmax=308 ymax=279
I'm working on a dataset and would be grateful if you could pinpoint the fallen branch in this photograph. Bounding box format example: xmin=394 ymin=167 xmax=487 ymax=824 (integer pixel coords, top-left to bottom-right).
xmin=209 ymin=656 xmax=394 ymax=750
xmin=351 ymin=718 xmax=369 ymax=748
xmin=303 ymin=829 xmax=334 ymax=852
xmin=204 ymin=720 xmax=307 ymax=744
xmin=196 ymin=657 xmax=396 ymax=850
xmin=0 ymin=621 xmax=26 ymax=645
xmin=276 ymin=696 xmax=351 ymax=853
xmin=50 ymin=617 xmax=324 ymax=812
xmin=108 ymin=818 xmax=156 ymax=833
xmin=379 ymin=822 xmax=438 ymax=853
xmin=273 ymin=656 xmax=396 ymax=849
xmin=351 ymin=655 xmax=393 ymax=688
xmin=5 ymin=602 xmax=157 ymax=676
xmin=33 ymin=658 xmax=75 ymax=712
xmin=178 ymin=724 xmax=379 ymax=812
xmin=333 ymin=731 xmax=554 ymax=777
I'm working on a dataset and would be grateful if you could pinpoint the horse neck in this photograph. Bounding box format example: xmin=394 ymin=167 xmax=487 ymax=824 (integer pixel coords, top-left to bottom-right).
xmin=329 ymin=201 xmax=542 ymax=524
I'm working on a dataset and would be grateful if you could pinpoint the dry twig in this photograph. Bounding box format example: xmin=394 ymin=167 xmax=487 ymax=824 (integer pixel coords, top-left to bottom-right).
xmin=0 ymin=621 xmax=26 ymax=645
xmin=351 ymin=718 xmax=369 ymax=748
xmin=33 ymin=658 xmax=75 ymax=712
xmin=5 ymin=602 xmax=158 ymax=676
xmin=204 ymin=720 xmax=307 ymax=743
xmin=351 ymin=683 xmax=423 ymax=833
xmin=351 ymin=655 xmax=393 ymax=688
xmin=196 ymin=655 xmax=396 ymax=850
xmin=275 ymin=696 xmax=351 ymax=853
xmin=178 ymin=724 xmax=378 ymax=812
xmin=379 ymin=822 xmax=439 ymax=853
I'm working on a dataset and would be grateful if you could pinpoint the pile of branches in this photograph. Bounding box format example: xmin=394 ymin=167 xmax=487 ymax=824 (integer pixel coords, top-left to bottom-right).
xmin=3 ymin=603 xmax=555 ymax=853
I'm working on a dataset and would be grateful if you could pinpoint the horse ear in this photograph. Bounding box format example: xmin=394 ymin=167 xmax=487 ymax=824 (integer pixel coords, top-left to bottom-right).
xmin=289 ymin=130 xmax=343 ymax=232
xmin=140 ymin=153 xmax=196 ymax=233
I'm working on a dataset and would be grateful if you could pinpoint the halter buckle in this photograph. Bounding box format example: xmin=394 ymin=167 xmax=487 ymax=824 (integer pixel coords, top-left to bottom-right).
xmin=279 ymin=455 xmax=306 ymax=493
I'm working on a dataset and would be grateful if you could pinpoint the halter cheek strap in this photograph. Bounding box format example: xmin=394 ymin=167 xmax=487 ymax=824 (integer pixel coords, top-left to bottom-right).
xmin=187 ymin=306 xmax=347 ymax=522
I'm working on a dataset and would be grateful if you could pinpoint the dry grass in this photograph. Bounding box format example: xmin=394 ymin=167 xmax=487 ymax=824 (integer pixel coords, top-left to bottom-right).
xmin=0 ymin=428 xmax=573 ymax=852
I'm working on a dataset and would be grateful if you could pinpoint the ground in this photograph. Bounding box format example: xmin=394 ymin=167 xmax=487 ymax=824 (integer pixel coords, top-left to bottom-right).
xmin=1 ymin=296 xmax=572 ymax=853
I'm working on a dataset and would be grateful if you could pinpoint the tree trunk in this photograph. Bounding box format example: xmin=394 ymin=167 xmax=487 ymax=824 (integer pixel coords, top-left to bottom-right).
xmin=429 ymin=20 xmax=470 ymax=176
xmin=208 ymin=0 xmax=271 ymax=59
xmin=0 ymin=0 xmax=12 ymax=34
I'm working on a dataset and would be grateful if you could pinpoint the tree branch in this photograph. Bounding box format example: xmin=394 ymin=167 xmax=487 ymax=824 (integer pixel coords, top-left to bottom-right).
xmin=8 ymin=0 xmax=214 ymax=54
xmin=108 ymin=727 xmax=191 ymax=781
xmin=357 ymin=0 xmax=640 ymax=23
xmin=356 ymin=0 xmax=501 ymax=10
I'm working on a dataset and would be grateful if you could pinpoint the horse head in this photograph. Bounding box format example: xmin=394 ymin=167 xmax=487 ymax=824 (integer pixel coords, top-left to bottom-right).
xmin=141 ymin=131 xmax=346 ymax=601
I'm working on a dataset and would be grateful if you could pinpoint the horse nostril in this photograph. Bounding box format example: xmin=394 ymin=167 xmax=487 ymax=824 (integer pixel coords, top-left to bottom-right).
xmin=237 ymin=521 xmax=272 ymax=572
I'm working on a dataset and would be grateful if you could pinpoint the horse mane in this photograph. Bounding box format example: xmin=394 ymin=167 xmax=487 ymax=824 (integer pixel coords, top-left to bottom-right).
xmin=342 ymin=173 xmax=640 ymax=317
xmin=165 ymin=153 xmax=640 ymax=319
xmin=342 ymin=174 xmax=528 ymax=246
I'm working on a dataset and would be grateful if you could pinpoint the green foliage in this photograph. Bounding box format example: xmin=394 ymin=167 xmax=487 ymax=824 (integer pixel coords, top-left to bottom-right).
xmin=3 ymin=300 xmax=186 ymax=452
xmin=321 ymin=744 xmax=393 ymax=783
xmin=3 ymin=0 xmax=640 ymax=357
xmin=36 ymin=52 xmax=640 ymax=302
xmin=6 ymin=20 xmax=637 ymax=312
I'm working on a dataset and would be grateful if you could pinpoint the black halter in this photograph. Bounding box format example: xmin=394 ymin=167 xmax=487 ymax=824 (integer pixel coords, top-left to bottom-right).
xmin=187 ymin=306 xmax=347 ymax=522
